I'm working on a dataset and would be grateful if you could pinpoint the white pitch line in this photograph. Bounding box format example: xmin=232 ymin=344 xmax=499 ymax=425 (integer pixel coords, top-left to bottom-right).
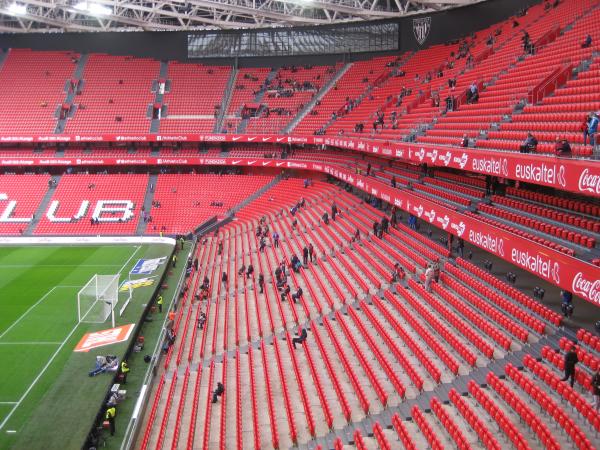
xmin=0 ymin=322 xmax=81 ymax=431
xmin=0 ymin=244 xmax=143 ymax=431
xmin=118 ymin=245 xmax=142 ymax=275
xmin=0 ymin=342 xmax=62 ymax=345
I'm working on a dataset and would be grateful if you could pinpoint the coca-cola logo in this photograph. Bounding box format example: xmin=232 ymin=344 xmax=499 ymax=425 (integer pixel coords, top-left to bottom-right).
xmin=572 ymin=272 xmax=600 ymax=304
xmin=578 ymin=168 xmax=600 ymax=195
xmin=415 ymin=148 xmax=425 ymax=162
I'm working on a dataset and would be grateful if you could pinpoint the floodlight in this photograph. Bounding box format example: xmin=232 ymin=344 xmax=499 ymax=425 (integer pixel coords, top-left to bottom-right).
xmin=7 ymin=3 xmax=27 ymax=15
xmin=74 ymin=1 xmax=112 ymax=16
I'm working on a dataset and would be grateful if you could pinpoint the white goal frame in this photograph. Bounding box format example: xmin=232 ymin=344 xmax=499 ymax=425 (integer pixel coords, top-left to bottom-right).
xmin=78 ymin=274 xmax=120 ymax=328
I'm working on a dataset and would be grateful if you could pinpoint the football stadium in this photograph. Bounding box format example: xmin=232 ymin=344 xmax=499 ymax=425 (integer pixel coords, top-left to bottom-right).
xmin=0 ymin=0 xmax=599 ymax=449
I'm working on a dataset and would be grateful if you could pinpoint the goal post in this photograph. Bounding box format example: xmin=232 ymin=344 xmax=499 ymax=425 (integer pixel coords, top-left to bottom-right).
xmin=78 ymin=274 xmax=120 ymax=327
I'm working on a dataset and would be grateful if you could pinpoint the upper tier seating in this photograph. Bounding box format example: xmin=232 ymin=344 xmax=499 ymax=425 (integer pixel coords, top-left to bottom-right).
xmin=420 ymin=0 xmax=598 ymax=156
xmin=223 ymin=68 xmax=271 ymax=130
xmin=65 ymin=55 xmax=159 ymax=134
xmin=245 ymin=64 xmax=341 ymax=134
xmin=0 ymin=49 xmax=78 ymax=134
xmin=159 ymin=62 xmax=231 ymax=134
xmin=293 ymin=56 xmax=397 ymax=135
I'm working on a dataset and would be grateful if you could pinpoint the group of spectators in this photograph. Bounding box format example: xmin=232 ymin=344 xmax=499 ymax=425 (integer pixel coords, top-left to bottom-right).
xmin=519 ymin=114 xmax=598 ymax=156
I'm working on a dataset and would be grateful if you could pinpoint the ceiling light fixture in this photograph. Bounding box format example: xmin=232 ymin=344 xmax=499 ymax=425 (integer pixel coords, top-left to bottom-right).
xmin=7 ymin=2 xmax=27 ymax=15
xmin=74 ymin=2 xmax=112 ymax=16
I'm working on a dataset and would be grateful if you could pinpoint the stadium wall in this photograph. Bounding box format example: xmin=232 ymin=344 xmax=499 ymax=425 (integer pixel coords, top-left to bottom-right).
xmin=0 ymin=0 xmax=540 ymax=65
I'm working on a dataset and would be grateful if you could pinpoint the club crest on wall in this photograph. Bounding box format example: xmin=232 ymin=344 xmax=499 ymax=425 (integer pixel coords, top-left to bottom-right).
xmin=413 ymin=17 xmax=431 ymax=45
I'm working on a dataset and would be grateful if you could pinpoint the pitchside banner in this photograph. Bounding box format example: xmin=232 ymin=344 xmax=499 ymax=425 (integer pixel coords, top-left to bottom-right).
xmin=74 ymin=323 xmax=135 ymax=352
xmin=316 ymin=162 xmax=600 ymax=306
xmin=0 ymin=133 xmax=598 ymax=197
xmin=0 ymin=154 xmax=597 ymax=303
xmin=130 ymin=257 xmax=167 ymax=275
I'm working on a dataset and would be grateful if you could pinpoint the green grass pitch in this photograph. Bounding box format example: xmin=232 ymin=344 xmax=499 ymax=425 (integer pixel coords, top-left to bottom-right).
xmin=0 ymin=243 xmax=172 ymax=450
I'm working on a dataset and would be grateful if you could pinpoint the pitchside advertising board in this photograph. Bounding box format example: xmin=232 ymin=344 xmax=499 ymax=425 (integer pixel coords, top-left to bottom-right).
xmin=0 ymin=155 xmax=598 ymax=304
xmin=130 ymin=257 xmax=167 ymax=275
xmin=0 ymin=133 xmax=598 ymax=197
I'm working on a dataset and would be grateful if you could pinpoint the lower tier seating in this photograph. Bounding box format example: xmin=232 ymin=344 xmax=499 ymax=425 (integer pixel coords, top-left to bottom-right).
xmin=137 ymin=176 xmax=591 ymax=450
xmin=33 ymin=174 xmax=148 ymax=235
xmin=147 ymin=174 xmax=273 ymax=235
xmin=0 ymin=174 xmax=51 ymax=235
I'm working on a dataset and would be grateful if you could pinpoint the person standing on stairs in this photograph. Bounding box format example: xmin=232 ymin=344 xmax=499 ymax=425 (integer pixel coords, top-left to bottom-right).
xmin=258 ymin=273 xmax=264 ymax=293
xmin=560 ymin=344 xmax=579 ymax=388
xmin=308 ymin=243 xmax=315 ymax=263
xmin=588 ymin=113 xmax=598 ymax=148
xmin=592 ymin=370 xmax=600 ymax=410
xmin=303 ymin=246 xmax=309 ymax=266
xmin=381 ymin=216 xmax=389 ymax=235
xmin=424 ymin=265 xmax=434 ymax=292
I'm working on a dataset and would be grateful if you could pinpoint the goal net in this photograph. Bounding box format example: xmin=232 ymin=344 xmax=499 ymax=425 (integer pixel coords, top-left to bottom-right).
xmin=78 ymin=274 xmax=119 ymax=324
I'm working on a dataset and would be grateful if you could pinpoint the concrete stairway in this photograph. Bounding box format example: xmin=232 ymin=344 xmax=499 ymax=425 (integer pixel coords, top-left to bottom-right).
xmin=136 ymin=174 xmax=158 ymax=235
xmin=283 ymin=62 xmax=353 ymax=134
xmin=214 ymin=66 xmax=238 ymax=133
xmin=24 ymin=175 xmax=61 ymax=235
xmin=54 ymin=54 xmax=88 ymax=134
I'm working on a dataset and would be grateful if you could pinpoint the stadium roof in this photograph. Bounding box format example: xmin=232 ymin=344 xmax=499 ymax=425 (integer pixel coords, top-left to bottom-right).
xmin=0 ymin=0 xmax=483 ymax=32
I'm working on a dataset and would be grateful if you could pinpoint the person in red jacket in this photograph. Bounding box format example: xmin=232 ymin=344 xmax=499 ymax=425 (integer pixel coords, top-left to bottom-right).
xmin=554 ymin=136 xmax=572 ymax=156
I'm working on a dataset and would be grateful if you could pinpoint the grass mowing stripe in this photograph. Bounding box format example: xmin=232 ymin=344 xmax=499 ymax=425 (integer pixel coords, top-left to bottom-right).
xmin=0 ymin=286 xmax=71 ymax=340
xmin=0 ymin=321 xmax=82 ymax=431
